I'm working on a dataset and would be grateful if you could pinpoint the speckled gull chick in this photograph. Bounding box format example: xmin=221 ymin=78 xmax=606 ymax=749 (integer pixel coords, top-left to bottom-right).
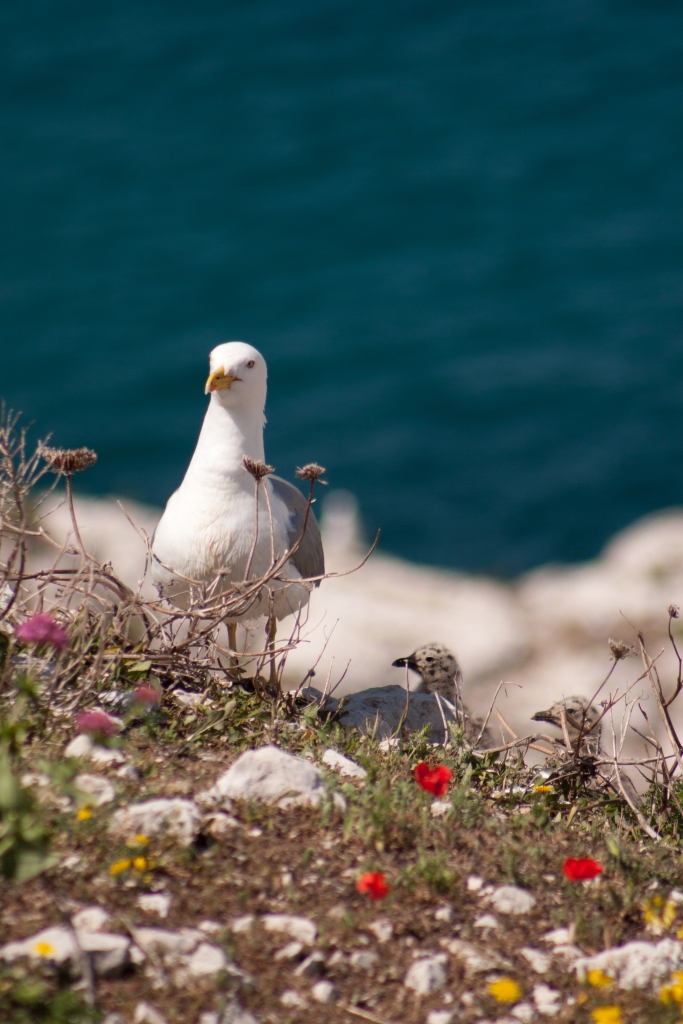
xmin=392 ymin=642 xmax=494 ymax=747
xmin=151 ymin=342 xmax=324 ymax=626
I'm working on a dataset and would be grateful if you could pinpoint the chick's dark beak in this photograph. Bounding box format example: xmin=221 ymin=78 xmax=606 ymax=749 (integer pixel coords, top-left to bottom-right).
xmin=392 ymin=654 xmax=416 ymax=669
xmin=531 ymin=709 xmax=557 ymax=726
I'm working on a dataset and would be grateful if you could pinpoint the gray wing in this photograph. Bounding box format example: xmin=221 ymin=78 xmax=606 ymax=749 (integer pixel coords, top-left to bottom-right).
xmin=269 ymin=475 xmax=325 ymax=585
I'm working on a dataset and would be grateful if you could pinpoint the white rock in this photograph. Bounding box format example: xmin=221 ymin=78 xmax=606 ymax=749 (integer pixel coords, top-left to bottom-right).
xmin=466 ymin=875 xmax=484 ymax=892
xmin=78 ymin=932 xmax=130 ymax=977
xmin=350 ymin=950 xmax=378 ymax=970
xmin=72 ymin=907 xmax=110 ymax=933
xmin=173 ymin=690 xmax=213 ymax=707
xmin=533 ymin=984 xmax=562 ymax=1016
xmin=404 ymin=955 xmax=448 ymax=995
xmin=223 ymin=1001 xmax=260 ymax=1024
xmin=427 ymin=1012 xmax=454 ymax=1024
xmin=198 ymin=920 xmax=222 ymax=934
xmin=322 ymin=748 xmax=367 ymax=779
xmin=205 ymin=812 xmax=241 ymax=837
xmin=541 ymin=928 xmax=573 ymax=946
xmin=440 ymin=939 xmax=508 ymax=976
xmin=434 ymin=905 xmax=453 ymax=922
xmin=262 ymin=914 xmax=317 ymax=946
xmin=110 ymin=798 xmax=201 ymax=846
xmin=0 ymin=926 xmax=75 ymax=964
xmin=90 ymin=746 xmax=126 ymax=766
xmin=199 ymin=746 xmax=329 ymax=810
xmin=198 ymin=1015 xmax=220 ymax=1024
xmin=511 ymin=1004 xmax=535 ymax=1023
xmin=311 ymin=979 xmax=338 ymax=1004
xmin=293 ymin=951 xmax=325 ymax=978
xmin=280 ymin=990 xmax=307 ymax=1008
xmin=65 ymin=735 xmax=94 ymax=758
xmin=367 ymin=919 xmax=393 ymax=943
xmin=0 ymin=924 xmax=130 ymax=977
xmin=102 ymin=1015 xmax=125 ymax=1024
xmin=136 ymin=893 xmax=171 ymax=918
xmin=131 ymin=927 xmax=201 ymax=957
xmin=274 ymin=941 xmax=304 ymax=961
xmin=430 ymin=800 xmax=452 ymax=817
xmin=74 ymin=773 xmax=116 ymax=806
xmin=520 ymin=947 xmax=550 ymax=973
xmin=186 ymin=943 xmax=227 ymax=977
xmin=20 ymin=772 xmax=51 ymax=788
xmin=133 ymin=1003 xmax=167 ymax=1024
xmin=487 ymin=885 xmax=536 ymax=915
xmin=574 ymin=938 xmax=683 ymax=990
xmin=230 ymin=915 xmax=255 ymax=935
xmin=473 ymin=914 xmax=499 ymax=931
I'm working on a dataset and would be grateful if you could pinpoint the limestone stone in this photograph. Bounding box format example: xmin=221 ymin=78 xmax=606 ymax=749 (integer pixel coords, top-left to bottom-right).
xmin=199 ymin=747 xmax=328 ymax=810
xmin=74 ymin=773 xmax=116 ymax=806
xmin=404 ymin=955 xmax=448 ymax=995
xmin=574 ymin=938 xmax=683 ymax=990
xmin=262 ymin=914 xmax=317 ymax=946
xmin=322 ymin=748 xmax=367 ymax=779
xmin=487 ymin=885 xmax=536 ymax=915
xmin=110 ymin=798 xmax=201 ymax=846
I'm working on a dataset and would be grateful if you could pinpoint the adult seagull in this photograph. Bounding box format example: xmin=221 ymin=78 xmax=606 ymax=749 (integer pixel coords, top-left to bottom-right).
xmin=151 ymin=341 xmax=324 ymax=686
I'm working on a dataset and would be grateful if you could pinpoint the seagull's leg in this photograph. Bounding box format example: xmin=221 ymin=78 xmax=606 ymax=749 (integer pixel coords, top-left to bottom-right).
xmin=227 ymin=622 xmax=238 ymax=669
xmin=267 ymin=615 xmax=279 ymax=695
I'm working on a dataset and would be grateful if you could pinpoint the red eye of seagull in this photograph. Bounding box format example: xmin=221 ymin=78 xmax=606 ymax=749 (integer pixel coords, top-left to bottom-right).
xmin=246 ymin=360 xmax=255 ymax=368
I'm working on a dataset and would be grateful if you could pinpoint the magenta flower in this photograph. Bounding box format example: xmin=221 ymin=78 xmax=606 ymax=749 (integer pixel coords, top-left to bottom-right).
xmin=134 ymin=684 xmax=159 ymax=708
xmin=76 ymin=711 xmax=119 ymax=738
xmin=16 ymin=613 xmax=69 ymax=650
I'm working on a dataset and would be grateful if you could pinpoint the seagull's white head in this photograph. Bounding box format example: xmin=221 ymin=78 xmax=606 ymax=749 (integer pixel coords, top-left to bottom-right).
xmin=204 ymin=341 xmax=267 ymax=412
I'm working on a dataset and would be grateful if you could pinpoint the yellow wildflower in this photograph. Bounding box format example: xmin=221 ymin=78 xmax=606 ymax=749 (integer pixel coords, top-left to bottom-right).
xmin=587 ymin=969 xmax=612 ymax=988
xmin=591 ymin=1009 xmax=622 ymax=1024
xmin=109 ymin=858 xmax=131 ymax=876
xmin=127 ymin=833 xmax=150 ymax=847
xmin=33 ymin=941 xmax=55 ymax=958
xmin=488 ymin=978 xmax=521 ymax=1003
xmin=132 ymin=856 xmax=147 ymax=872
xmin=76 ymin=806 xmax=92 ymax=821
xmin=643 ymin=894 xmax=676 ymax=935
xmin=660 ymin=972 xmax=683 ymax=1005
xmin=534 ymin=785 xmax=553 ymax=793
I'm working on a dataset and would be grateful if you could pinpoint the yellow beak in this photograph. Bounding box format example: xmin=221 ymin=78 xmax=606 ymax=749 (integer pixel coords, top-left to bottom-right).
xmin=205 ymin=366 xmax=240 ymax=394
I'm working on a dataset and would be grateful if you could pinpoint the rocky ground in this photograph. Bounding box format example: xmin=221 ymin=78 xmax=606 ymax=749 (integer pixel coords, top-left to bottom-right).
xmin=3 ymin=681 xmax=683 ymax=1024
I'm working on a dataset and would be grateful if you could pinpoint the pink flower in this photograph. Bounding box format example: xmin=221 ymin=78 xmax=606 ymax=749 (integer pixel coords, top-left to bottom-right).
xmin=356 ymin=872 xmax=391 ymax=901
xmin=76 ymin=711 xmax=118 ymax=738
xmin=414 ymin=762 xmax=453 ymax=797
xmin=563 ymin=858 xmax=604 ymax=882
xmin=134 ymin=684 xmax=159 ymax=708
xmin=15 ymin=613 xmax=69 ymax=650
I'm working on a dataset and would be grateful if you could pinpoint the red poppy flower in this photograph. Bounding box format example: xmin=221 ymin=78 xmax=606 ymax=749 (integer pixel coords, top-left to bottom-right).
xmin=562 ymin=858 xmax=604 ymax=882
xmin=413 ymin=762 xmax=453 ymax=797
xmin=356 ymin=872 xmax=391 ymax=901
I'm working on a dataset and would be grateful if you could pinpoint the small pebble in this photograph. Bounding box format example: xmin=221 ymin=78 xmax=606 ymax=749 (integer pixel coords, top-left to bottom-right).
xmin=311 ymin=979 xmax=338 ymax=1004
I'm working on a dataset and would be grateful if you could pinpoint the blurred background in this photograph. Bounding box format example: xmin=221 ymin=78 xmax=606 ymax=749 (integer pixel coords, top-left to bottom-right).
xmin=2 ymin=0 xmax=683 ymax=577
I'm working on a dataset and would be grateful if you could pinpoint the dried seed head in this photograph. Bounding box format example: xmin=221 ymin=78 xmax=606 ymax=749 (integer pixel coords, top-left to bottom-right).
xmin=242 ymin=455 xmax=274 ymax=480
xmin=608 ymin=638 xmax=634 ymax=661
xmin=670 ymin=605 xmax=680 ymax=620
xmin=41 ymin=446 xmax=97 ymax=474
xmin=295 ymin=463 xmax=326 ymax=482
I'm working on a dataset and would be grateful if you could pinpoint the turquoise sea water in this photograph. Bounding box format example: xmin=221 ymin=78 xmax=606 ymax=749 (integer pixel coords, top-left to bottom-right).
xmin=2 ymin=0 xmax=683 ymax=574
